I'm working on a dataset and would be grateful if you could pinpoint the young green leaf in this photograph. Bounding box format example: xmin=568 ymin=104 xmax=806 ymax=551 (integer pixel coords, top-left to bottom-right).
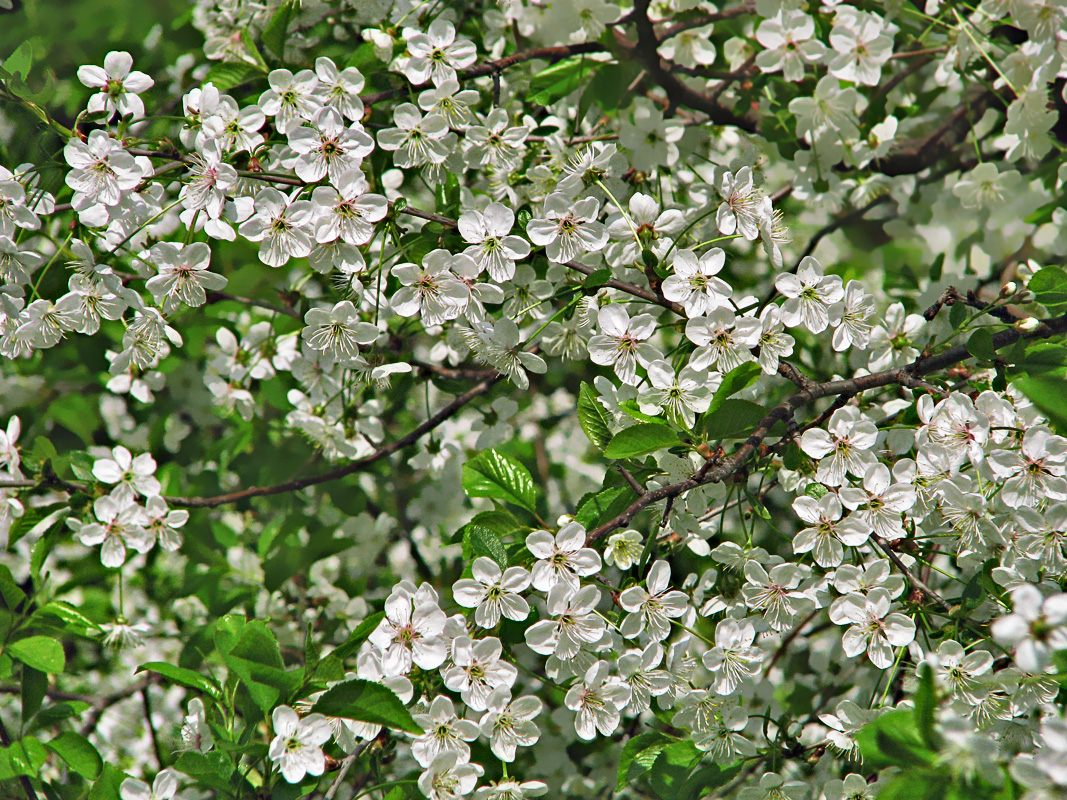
xmin=577 ymin=382 xmax=612 ymax=449
xmin=311 ymin=678 xmax=423 ymax=734
xmin=8 ymin=636 xmax=65 ymax=674
xmin=603 ymin=423 xmax=680 ymax=459
xmin=462 ymin=449 xmax=538 ymax=513
xmin=46 ymin=731 xmax=103 ymax=779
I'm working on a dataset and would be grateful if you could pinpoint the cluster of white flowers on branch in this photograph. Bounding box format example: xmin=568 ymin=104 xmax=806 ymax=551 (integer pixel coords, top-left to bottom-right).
xmin=4 ymin=0 xmax=1067 ymax=799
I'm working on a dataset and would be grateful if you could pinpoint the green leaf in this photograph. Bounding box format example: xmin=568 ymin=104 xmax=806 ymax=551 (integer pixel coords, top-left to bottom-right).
xmin=21 ymin=665 xmax=46 ymax=725
xmin=856 ymin=708 xmax=936 ymax=770
xmin=528 ymin=57 xmax=602 ymax=106
xmin=744 ymin=487 xmax=771 ymax=519
xmin=876 ymin=768 xmax=953 ymax=800
xmin=240 ymin=29 xmax=270 ymax=71
xmin=617 ymin=732 xmax=671 ymax=790
xmin=0 ymin=565 xmax=26 ymax=610
xmin=0 ymin=736 xmax=47 ymax=779
xmin=1 ymin=41 xmax=33 ymax=80
xmin=805 ymin=483 xmax=828 ymax=499
xmin=1010 ymin=342 xmax=1067 ymax=377
xmin=35 ymin=600 xmax=102 ymax=632
xmin=463 ymin=525 xmax=508 ymax=568
xmin=137 ymin=662 xmax=222 ymax=700
xmin=680 ymin=763 xmax=742 ymax=800
xmin=583 ymin=269 xmax=612 ymax=289
xmin=46 ymin=731 xmax=102 ymax=779
xmin=949 ymin=302 xmax=967 ymax=330
xmin=204 ymin=61 xmax=264 ymax=92
xmin=10 ymin=507 xmax=69 ymax=550
xmin=966 ymin=328 xmax=997 ymax=361
xmin=1012 ymin=373 xmax=1067 ymax=437
xmin=223 ymin=621 xmax=300 ymax=712
xmin=603 ymin=423 xmax=680 ymax=459
xmin=574 ymin=484 xmax=636 ymax=530
xmin=213 ymin=614 xmax=246 ymax=656
xmin=172 ymin=752 xmax=238 ymax=795
xmin=930 ymin=252 xmax=945 ymax=283
xmin=8 ymin=636 xmax=65 ymax=674
xmin=331 ymin=612 xmax=386 ymax=660
xmin=646 ymin=740 xmax=703 ymax=800
xmin=261 ymin=0 xmax=296 ymax=57
xmin=311 ymin=679 xmax=422 ymax=734
xmin=589 ymin=62 xmax=627 ymax=115
xmin=617 ymin=399 xmax=663 ymax=424
xmin=577 ymin=382 xmax=612 ymax=450
xmin=462 ymin=450 xmax=538 ymax=513
xmin=913 ymin=662 xmax=938 ymax=750
xmin=707 ymin=363 xmax=762 ymax=415
xmin=26 ymin=701 xmax=91 ymax=734
xmin=30 ymin=522 xmax=61 ymax=580
xmin=346 ymin=42 xmax=379 ymax=70
xmin=69 ymin=451 xmax=97 ymax=481
xmin=698 ymin=399 xmax=766 ymax=441
xmin=1029 ymin=266 xmax=1067 ymax=313
xmin=450 ymin=510 xmax=528 ymax=543
xmin=88 ymin=763 xmax=128 ymax=800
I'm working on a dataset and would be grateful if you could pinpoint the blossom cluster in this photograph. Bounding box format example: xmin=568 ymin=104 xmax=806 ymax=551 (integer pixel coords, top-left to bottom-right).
xmin=3 ymin=0 xmax=1067 ymax=799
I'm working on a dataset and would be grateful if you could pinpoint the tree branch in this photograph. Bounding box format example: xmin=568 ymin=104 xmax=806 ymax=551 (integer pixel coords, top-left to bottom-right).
xmin=629 ymin=0 xmax=759 ymax=129
xmin=871 ymin=535 xmax=951 ymax=611
xmin=167 ymin=372 xmax=503 ymax=508
xmin=361 ymin=42 xmax=611 ymax=107
xmin=585 ymin=309 xmax=1067 ymax=544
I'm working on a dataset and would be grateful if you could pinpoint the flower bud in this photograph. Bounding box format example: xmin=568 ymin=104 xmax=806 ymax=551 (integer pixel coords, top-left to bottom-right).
xmin=1015 ymin=317 xmax=1041 ymax=332
xmin=1000 ymin=281 xmax=1017 ymax=298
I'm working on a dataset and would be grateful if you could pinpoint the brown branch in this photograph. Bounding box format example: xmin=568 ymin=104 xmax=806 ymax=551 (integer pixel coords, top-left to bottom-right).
xmin=361 ymin=42 xmax=612 ymax=107
xmin=656 ymin=3 xmax=754 ymax=40
xmin=871 ymin=535 xmax=951 ymax=611
xmin=77 ymin=675 xmax=161 ymax=737
xmin=141 ymin=686 xmax=165 ymax=768
xmin=617 ymin=465 xmax=647 ymax=496
xmin=630 ymin=0 xmax=759 ymax=130
xmin=922 ymin=285 xmax=1017 ymax=324
xmin=869 ymin=55 xmax=934 ymax=106
xmin=777 ymin=361 xmax=815 ymax=391
xmin=410 ymin=359 xmax=497 ymax=381
xmin=205 ymin=290 xmax=300 ymax=319
xmin=874 ymin=87 xmax=1007 ymax=177
xmin=166 ymin=372 xmax=503 ymax=508
xmin=585 ymin=309 xmax=1067 ymax=544
xmin=707 ymin=54 xmax=756 ymax=105
xmin=765 ymin=608 xmax=820 ymax=676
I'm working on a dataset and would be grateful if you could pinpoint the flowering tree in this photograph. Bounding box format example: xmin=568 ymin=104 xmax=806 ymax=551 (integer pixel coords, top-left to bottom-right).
xmin=3 ymin=0 xmax=1067 ymax=799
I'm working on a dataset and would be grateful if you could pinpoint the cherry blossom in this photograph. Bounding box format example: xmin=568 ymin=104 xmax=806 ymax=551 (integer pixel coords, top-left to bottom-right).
xmin=587 ymin=305 xmax=660 ymax=386
xmin=78 ymin=51 xmax=154 ymax=119
xmin=525 ymin=521 xmax=602 ymax=591
xmin=452 ymin=557 xmax=532 ymax=627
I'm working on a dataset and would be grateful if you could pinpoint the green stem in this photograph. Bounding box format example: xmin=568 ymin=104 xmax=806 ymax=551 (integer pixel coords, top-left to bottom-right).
xmin=30 ymin=231 xmax=73 ymax=301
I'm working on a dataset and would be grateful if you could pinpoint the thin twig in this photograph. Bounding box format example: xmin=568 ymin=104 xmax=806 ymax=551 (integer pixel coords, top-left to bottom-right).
xmin=141 ymin=686 xmax=165 ymax=769
xmin=324 ymin=743 xmax=368 ymax=800
xmin=872 ymin=535 xmax=952 ymax=611
xmin=584 ymin=309 xmax=1067 ymax=544
xmin=166 ymin=372 xmax=504 ymax=508
xmin=617 ymin=465 xmax=647 ymax=496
